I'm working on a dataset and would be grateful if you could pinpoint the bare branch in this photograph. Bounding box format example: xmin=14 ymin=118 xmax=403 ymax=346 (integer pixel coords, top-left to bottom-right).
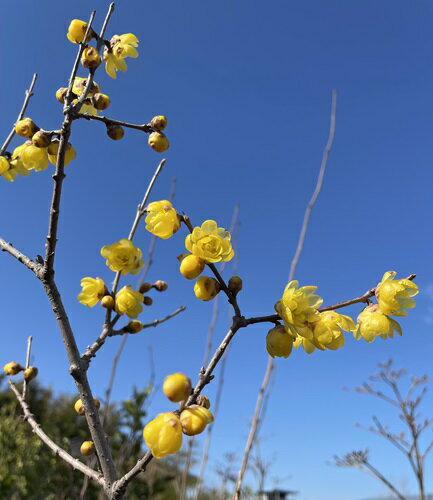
xmin=0 ymin=237 xmax=41 ymax=275
xmin=9 ymin=380 xmax=105 ymax=487
xmin=76 ymin=113 xmax=153 ymax=133
xmin=0 ymin=73 xmax=38 ymax=155
xmin=22 ymin=335 xmax=33 ymax=401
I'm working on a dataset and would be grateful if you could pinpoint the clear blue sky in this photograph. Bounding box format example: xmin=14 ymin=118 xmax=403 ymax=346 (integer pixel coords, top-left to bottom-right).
xmin=1 ymin=1 xmax=433 ymax=499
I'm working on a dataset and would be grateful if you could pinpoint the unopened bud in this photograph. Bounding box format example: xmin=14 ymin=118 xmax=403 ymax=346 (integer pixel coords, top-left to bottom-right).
xmin=32 ymin=131 xmax=51 ymax=148
xmin=150 ymin=115 xmax=168 ymax=131
xmin=125 ymin=320 xmax=144 ymax=334
xmin=74 ymin=397 xmax=100 ymax=416
xmin=92 ymin=93 xmax=111 ymax=111
xmin=153 ymin=280 xmax=168 ymax=292
xmin=81 ymin=46 xmax=101 ymax=70
xmin=106 ymin=124 xmax=124 ymax=141
xmin=4 ymin=362 xmax=24 ymax=376
xmin=163 ymin=373 xmax=192 ymax=402
xmin=80 ymin=441 xmax=95 ymax=456
xmin=148 ymin=132 xmax=169 ymax=153
xmin=228 ymin=276 xmax=243 ymax=294
xmin=143 ymin=296 xmax=153 ymax=306
xmin=196 ymin=395 xmax=211 ymax=409
xmin=56 ymin=87 xmax=69 ymax=104
xmin=23 ymin=366 xmax=38 ymax=382
xmin=15 ymin=118 xmax=39 ymax=138
xmin=139 ymin=282 xmax=152 ymax=294
xmin=101 ymin=295 xmax=115 ymax=309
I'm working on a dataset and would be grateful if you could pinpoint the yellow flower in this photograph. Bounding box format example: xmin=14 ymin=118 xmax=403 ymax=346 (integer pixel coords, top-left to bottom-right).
xmin=266 ymin=325 xmax=293 ymax=358
xmin=185 ymin=220 xmax=234 ymax=264
xmin=163 ymin=373 xmax=192 ymax=402
xmin=145 ymin=200 xmax=180 ymax=239
xmin=179 ymin=254 xmax=205 ymax=279
xmin=180 ymin=405 xmax=214 ymax=436
xmin=4 ymin=362 xmax=23 ymax=376
xmin=78 ymin=277 xmax=106 ymax=307
xmin=0 ymin=156 xmax=10 ymax=175
xmin=376 ymin=271 xmax=418 ymax=317
xmin=115 ymin=285 xmax=143 ymax=318
xmin=80 ymin=441 xmax=95 ymax=456
xmin=47 ymin=140 xmax=77 ymax=166
xmin=74 ymin=397 xmax=100 ymax=416
xmin=194 ymin=276 xmax=220 ymax=301
xmin=14 ymin=118 xmax=38 ymax=138
xmin=66 ymin=19 xmax=94 ymax=44
xmin=274 ymin=280 xmax=323 ymax=337
xmin=21 ymin=143 xmax=49 ymax=171
xmin=72 ymin=98 xmax=98 ymax=116
xmin=293 ymin=335 xmax=317 ymax=354
xmin=148 ymin=132 xmax=169 ymax=153
xmin=101 ymin=239 xmax=144 ymax=274
xmin=23 ymin=366 xmax=38 ymax=382
xmin=312 ymin=311 xmax=355 ymax=351
xmin=1 ymin=144 xmax=32 ymax=182
xmin=143 ymin=412 xmax=183 ymax=458
xmin=81 ymin=46 xmax=101 ymax=70
xmin=353 ymin=305 xmax=402 ymax=343
xmin=72 ymin=77 xmax=101 ymax=98
xmin=104 ymin=34 xmax=139 ymax=79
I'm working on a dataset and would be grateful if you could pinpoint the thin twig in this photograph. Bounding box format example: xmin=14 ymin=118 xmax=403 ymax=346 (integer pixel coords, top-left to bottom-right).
xmin=0 ymin=238 xmax=41 ymax=275
xmin=76 ymin=113 xmax=153 ymax=133
xmin=362 ymin=460 xmax=406 ymax=500
xmin=22 ymin=335 xmax=33 ymax=401
xmin=9 ymin=380 xmax=105 ymax=486
xmin=0 ymin=73 xmax=38 ymax=156
xmin=234 ymin=90 xmax=338 ymax=499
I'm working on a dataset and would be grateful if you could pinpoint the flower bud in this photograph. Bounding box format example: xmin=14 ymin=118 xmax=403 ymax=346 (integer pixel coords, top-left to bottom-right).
xmin=180 ymin=405 xmax=214 ymax=436
xmin=81 ymin=46 xmax=101 ymax=70
xmin=55 ymin=87 xmax=69 ymax=104
xmin=23 ymin=366 xmax=38 ymax=382
xmin=4 ymin=362 xmax=24 ymax=376
xmin=150 ymin=115 xmax=168 ymax=131
xmin=106 ymin=124 xmax=125 ymax=140
xmin=180 ymin=254 xmax=205 ymax=280
xmin=80 ymin=441 xmax=95 ymax=456
xmin=194 ymin=276 xmax=220 ymax=301
xmin=74 ymin=397 xmax=101 ymax=416
xmin=92 ymin=93 xmax=111 ymax=111
xmin=266 ymin=325 xmax=293 ymax=358
xmin=143 ymin=296 xmax=153 ymax=306
xmin=196 ymin=395 xmax=211 ymax=409
xmin=15 ymin=118 xmax=39 ymax=138
xmin=32 ymin=131 xmax=51 ymax=148
xmin=143 ymin=413 xmax=183 ymax=458
xmin=148 ymin=132 xmax=169 ymax=152
xmin=101 ymin=295 xmax=115 ymax=309
xmin=125 ymin=320 xmax=144 ymax=333
xmin=153 ymin=280 xmax=168 ymax=292
xmin=228 ymin=276 xmax=243 ymax=294
xmin=163 ymin=373 xmax=192 ymax=402
xmin=139 ymin=282 xmax=152 ymax=293
xmin=67 ymin=20 xmax=95 ymax=44
xmin=0 ymin=156 xmax=10 ymax=175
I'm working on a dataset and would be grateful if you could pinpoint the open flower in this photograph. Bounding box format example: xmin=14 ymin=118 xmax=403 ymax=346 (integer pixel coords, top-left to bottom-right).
xmin=353 ymin=305 xmax=402 ymax=343
xmin=312 ymin=311 xmax=355 ymax=350
xmin=293 ymin=335 xmax=317 ymax=354
xmin=143 ymin=412 xmax=183 ymax=458
xmin=115 ymin=285 xmax=143 ymax=318
xmin=376 ymin=271 xmax=418 ymax=317
xmin=104 ymin=34 xmax=139 ymax=79
xmin=101 ymin=239 xmax=144 ymax=274
xmin=145 ymin=200 xmax=180 ymax=239
xmin=20 ymin=142 xmax=48 ymax=171
xmin=78 ymin=277 xmax=106 ymax=307
xmin=185 ymin=220 xmax=234 ymax=263
xmin=274 ymin=280 xmax=323 ymax=337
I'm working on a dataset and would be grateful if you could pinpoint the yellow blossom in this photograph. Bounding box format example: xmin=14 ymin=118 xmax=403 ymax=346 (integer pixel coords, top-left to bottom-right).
xmin=145 ymin=200 xmax=180 ymax=239
xmin=2 ymin=144 xmax=32 ymax=182
xmin=80 ymin=441 xmax=95 ymax=456
xmin=143 ymin=412 xmax=183 ymax=458
xmin=293 ymin=335 xmax=317 ymax=354
xmin=115 ymin=285 xmax=143 ymax=318
xmin=104 ymin=34 xmax=139 ymax=79
xmin=72 ymin=98 xmax=98 ymax=116
xmin=21 ymin=143 xmax=49 ymax=171
xmin=179 ymin=254 xmax=205 ymax=280
xmin=376 ymin=271 xmax=418 ymax=317
xmin=266 ymin=325 xmax=293 ymax=358
xmin=194 ymin=276 xmax=220 ymax=301
xmin=186 ymin=220 xmax=234 ymax=264
xmin=163 ymin=373 xmax=192 ymax=402
xmin=72 ymin=77 xmax=101 ymax=97
xmin=23 ymin=366 xmax=38 ymax=382
xmin=101 ymin=239 xmax=144 ymax=274
xmin=4 ymin=362 xmax=23 ymax=376
xmin=0 ymin=156 xmax=10 ymax=175
xmin=81 ymin=46 xmax=101 ymax=70
xmin=353 ymin=305 xmax=402 ymax=343
xmin=15 ymin=118 xmax=38 ymax=138
xmin=47 ymin=140 xmax=77 ymax=166
xmin=180 ymin=405 xmax=214 ymax=436
xmin=312 ymin=311 xmax=355 ymax=350
xmin=78 ymin=277 xmax=106 ymax=307
xmin=66 ymin=19 xmax=94 ymax=44
xmin=148 ymin=132 xmax=169 ymax=153
xmin=274 ymin=280 xmax=323 ymax=337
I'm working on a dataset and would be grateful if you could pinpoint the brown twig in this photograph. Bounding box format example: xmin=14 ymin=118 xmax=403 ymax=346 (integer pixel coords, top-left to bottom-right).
xmin=9 ymin=380 xmax=105 ymax=486
xmin=76 ymin=113 xmax=153 ymax=133
xmin=22 ymin=335 xmax=33 ymax=401
xmin=0 ymin=73 xmax=38 ymax=156
xmin=0 ymin=238 xmax=41 ymax=275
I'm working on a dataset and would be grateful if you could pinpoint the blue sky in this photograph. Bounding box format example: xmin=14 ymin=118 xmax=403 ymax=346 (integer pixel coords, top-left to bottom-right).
xmin=1 ymin=1 xmax=433 ymax=499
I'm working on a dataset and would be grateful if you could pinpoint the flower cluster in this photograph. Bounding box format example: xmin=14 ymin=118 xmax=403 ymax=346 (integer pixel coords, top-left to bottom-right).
xmin=269 ymin=272 xmax=418 ymax=358
xmin=0 ymin=118 xmax=76 ymax=182
xmin=143 ymin=373 xmax=214 ymax=458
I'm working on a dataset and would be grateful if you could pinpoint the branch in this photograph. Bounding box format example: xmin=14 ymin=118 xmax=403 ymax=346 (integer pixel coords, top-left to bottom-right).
xmin=361 ymin=459 xmax=406 ymax=500
xmin=8 ymin=380 xmax=104 ymax=487
xmin=22 ymin=335 xmax=33 ymax=401
xmin=76 ymin=113 xmax=153 ymax=133
xmin=0 ymin=73 xmax=38 ymax=155
xmin=0 ymin=237 xmax=42 ymax=275
xmin=111 ymin=451 xmax=153 ymax=499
